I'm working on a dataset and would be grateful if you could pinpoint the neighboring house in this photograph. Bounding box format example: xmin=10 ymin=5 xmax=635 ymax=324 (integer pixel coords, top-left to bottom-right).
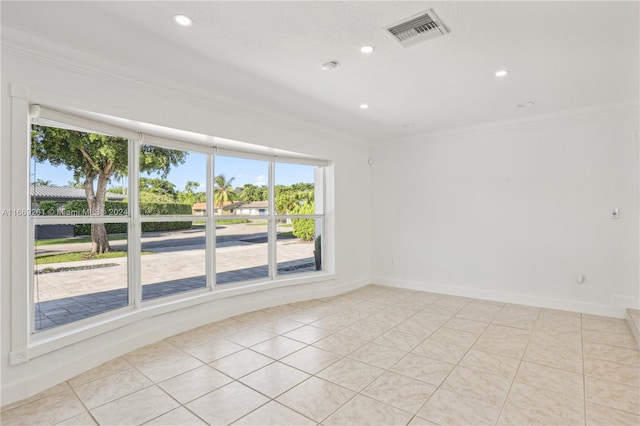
xmin=192 ymin=202 xmax=206 ymax=216
xmin=192 ymin=201 xmax=244 ymax=216
xmin=30 ymin=185 xmax=126 ymax=209
xmin=236 ymin=201 xmax=268 ymax=216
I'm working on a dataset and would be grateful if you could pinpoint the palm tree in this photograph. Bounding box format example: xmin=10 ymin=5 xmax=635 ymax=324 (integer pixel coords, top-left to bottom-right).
xmin=214 ymin=174 xmax=236 ymax=213
xmin=35 ymin=178 xmax=52 ymax=186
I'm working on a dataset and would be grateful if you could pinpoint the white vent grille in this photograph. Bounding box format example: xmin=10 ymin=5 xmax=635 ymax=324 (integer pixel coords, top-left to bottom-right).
xmin=386 ymin=9 xmax=449 ymax=47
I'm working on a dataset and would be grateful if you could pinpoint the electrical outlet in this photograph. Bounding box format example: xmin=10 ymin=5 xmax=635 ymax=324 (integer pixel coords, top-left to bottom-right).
xmin=610 ymin=208 xmax=620 ymax=219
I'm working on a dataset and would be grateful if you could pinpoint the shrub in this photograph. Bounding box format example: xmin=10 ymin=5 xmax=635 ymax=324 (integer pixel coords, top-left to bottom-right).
xmin=38 ymin=200 xmax=58 ymax=215
xmin=65 ymin=200 xmax=192 ymax=235
xmin=291 ymin=202 xmax=315 ymax=241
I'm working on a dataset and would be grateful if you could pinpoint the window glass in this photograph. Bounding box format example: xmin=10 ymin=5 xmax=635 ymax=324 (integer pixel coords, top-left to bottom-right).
xmin=33 ymin=223 xmax=129 ymax=332
xmin=31 ymin=124 xmax=129 ymax=217
xmin=139 ymin=146 xmax=206 ymax=215
xmin=277 ymin=218 xmax=322 ymax=276
xmin=274 ymin=163 xmax=319 ymax=215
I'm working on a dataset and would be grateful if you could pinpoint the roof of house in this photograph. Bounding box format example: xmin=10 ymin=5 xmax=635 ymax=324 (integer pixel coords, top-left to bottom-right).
xmin=192 ymin=202 xmax=206 ymax=210
xmin=30 ymin=185 xmax=126 ymax=201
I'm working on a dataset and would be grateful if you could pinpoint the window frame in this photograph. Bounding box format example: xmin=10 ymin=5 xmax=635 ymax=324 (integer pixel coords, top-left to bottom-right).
xmin=9 ymin=91 xmax=333 ymax=364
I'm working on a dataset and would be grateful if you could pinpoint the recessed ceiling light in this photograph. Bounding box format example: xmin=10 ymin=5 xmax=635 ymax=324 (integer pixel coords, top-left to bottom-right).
xmin=517 ymin=101 xmax=535 ymax=108
xmin=321 ymin=61 xmax=338 ymax=71
xmin=360 ymin=104 xmax=369 ymax=110
xmin=174 ymin=15 xmax=193 ymax=26
xmin=495 ymin=70 xmax=509 ymax=77
xmin=360 ymin=45 xmax=375 ymax=54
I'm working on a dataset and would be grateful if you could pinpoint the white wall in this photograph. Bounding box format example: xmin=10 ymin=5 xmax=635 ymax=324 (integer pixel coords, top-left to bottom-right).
xmin=0 ymin=51 xmax=372 ymax=405
xmin=372 ymin=108 xmax=639 ymax=317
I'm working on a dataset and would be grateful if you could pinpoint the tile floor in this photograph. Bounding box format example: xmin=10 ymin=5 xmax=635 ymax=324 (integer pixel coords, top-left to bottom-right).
xmin=2 ymin=285 xmax=639 ymax=425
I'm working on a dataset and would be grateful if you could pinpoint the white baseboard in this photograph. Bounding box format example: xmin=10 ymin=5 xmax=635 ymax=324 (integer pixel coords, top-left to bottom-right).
xmin=1 ymin=277 xmax=369 ymax=407
xmin=373 ymin=276 xmax=634 ymax=319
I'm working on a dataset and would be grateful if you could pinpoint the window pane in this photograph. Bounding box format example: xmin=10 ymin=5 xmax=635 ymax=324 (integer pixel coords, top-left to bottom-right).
xmin=33 ymin=222 xmax=129 ymax=332
xmin=215 ymin=155 xmax=268 ymax=216
xmin=141 ymin=221 xmax=206 ymax=301
xmin=277 ymin=218 xmax=322 ymax=276
xmin=139 ymin=146 xmax=206 ymax=215
xmin=275 ymin=163 xmax=320 ymax=215
xmin=216 ymin=219 xmax=269 ymax=284
xmin=31 ymin=124 xmax=128 ymax=217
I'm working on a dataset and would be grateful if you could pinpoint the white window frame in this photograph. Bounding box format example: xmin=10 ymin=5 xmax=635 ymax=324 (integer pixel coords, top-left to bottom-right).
xmin=9 ymin=88 xmax=333 ymax=364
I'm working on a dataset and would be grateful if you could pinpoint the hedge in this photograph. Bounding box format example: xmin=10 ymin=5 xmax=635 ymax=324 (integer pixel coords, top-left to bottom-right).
xmin=63 ymin=200 xmax=192 ymax=236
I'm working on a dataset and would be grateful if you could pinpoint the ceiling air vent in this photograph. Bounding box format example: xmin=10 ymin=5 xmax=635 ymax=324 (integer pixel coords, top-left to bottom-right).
xmin=385 ymin=9 xmax=449 ymax=47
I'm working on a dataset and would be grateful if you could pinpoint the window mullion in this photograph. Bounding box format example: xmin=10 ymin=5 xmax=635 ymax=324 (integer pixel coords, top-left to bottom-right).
xmin=208 ymin=152 xmax=216 ymax=289
xmin=129 ymin=139 xmax=141 ymax=309
xmin=268 ymin=162 xmax=276 ymax=279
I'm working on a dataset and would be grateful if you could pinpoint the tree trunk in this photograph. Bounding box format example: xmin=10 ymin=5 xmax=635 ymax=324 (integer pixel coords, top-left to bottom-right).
xmin=85 ymin=172 xmax=112 ymax=254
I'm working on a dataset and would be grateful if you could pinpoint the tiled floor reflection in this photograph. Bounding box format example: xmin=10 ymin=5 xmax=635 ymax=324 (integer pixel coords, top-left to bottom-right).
xmin=2 ymin=285 xmax=639 ymax=425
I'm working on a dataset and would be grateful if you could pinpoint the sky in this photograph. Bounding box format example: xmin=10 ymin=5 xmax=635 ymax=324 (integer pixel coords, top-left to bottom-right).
xmin=31 ymin=153 xmax=314 ymax=192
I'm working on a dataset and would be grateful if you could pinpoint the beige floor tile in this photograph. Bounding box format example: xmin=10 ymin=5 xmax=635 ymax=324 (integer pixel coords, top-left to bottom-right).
xmin=458 ymin=349 xmax=519 ymax=379
xmin=201 ymin=318 xmax=248 ymax=337
xmin=251 ymin=336 xmax=306 ymax=359
xmin=233 ymin=401 xmax=315 ymax=426
xmin=373 ymin=330 xmax=424 ymax=352
xmin=324 ymin=394 xmax=412 ymax=426
xmin=583 ymin=317 xmax=629 ymax=332
xmin=348 ymin=342 xmax=407 ymax=369
xmin=498 ymin=382 xmax=585 ymax=426
xmin=584 ymin=357 xmax=640 ymax=387
xmin=444 ymin=317 xmax=489 ymax=334
xmin=181 ymin=338 xmax=244 ymax=363
xmin=259 ymin=318 xmax=305 ymax=335
xmin=390 ymin=353 xmax=454 ymax=386
xmin=481 ymin=324 xmax=531 ymax=343
xmin=283 ymin=324 xmax=333 ymax=344
xmin=338 ymin=322 xmax=387 ymax=341
xmin=1 ymin=382 xmax=72 ymax=412
xmin=125 ymin=342 xmax=204 ymax=382
xmin=1 ymin=388 xmax=86 ymax=426
xmin=54 ymin=411 xmax=97 ymax=425
xmin=210 ymin=349 xmax=273 ymax=378
xmin=472 ymin=334 xmax=527 ymax=359
xmin=583 ymin=327 xmax=638 ymax=349
xmin=586 ymin=402 xmax=640 ymax=426
xmin=351 ymin=301 xmax=388 ymax=315
xmin=280 ymin=345 xmax=341 ymax=374
xmin=412 ymin=338 xmax=469 ymax=364
xmin=428 ymin=327 xmax=479 ymax=348
xmin=68 ymin=357 xmax=132 ymax=387
xmin=362 ymin=371 xmax=436 ymax=414
xmin=73 ymin=368 xmax=152 ymax=408
xmin=317 ymin=358 xmax=384 ymax=392
xmin=310 ymin=311 xmax=362 ymax=331
xmin=515 ymin=361 xmax=584 ymax=400
xmin=585 ymin=377 xmax=640 ymax=414
xmin=90 ymin=386 xmax=179 ymax=426
xmin=313 ymin=333 xmax=368 ymax=355
xmin=418 ymin=387 xmax=501 ymax=425
xmin=537 ymin=308 xmax=582 ymax=327
xmin=144 ymin=407 xmax=207 ymax=425
xmin=583 ymin=341 xmax=640 ymax=366
xmin=186 ymin=381 xmax=269 ymax=426
xmin=392 ymin=318 xmax=440 ymax=338
xmin=456 ymin=304 xmax=502 ymax=322
xmin=240 ymin=362 xmax=310 ymax=398
xmin=227 ymin=328 xmax=277 ymax=347
xmin=407 ymin=415 xmax=438 ymax=425
xmin=276 ymin=377 xmax=355 ymax=422
xmin=158 ymin=365 xmax=232 ymax=404
xmin=524 ymin=339 xmax=583 ymax=374
xmin=441 ymin=366 xmax=512 ymax=409
xmin=166 ymin=328 xmax=215 ymax=349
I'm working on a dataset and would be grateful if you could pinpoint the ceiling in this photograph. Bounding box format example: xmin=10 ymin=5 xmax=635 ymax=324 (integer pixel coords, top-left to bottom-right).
xmin=2 ymin=1 xmax=638 ymax=144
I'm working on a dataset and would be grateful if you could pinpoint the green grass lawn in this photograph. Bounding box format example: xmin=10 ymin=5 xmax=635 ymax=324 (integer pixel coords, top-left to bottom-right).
xmin=35 ymin=250 xmax=152 ymax=265
xmin=36 ymin=235 xmax=128 ymax=246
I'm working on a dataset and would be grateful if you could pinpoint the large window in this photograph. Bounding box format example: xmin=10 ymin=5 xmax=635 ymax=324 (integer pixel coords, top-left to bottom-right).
xmin=22 ymin=106 xmax=328 ymax=341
